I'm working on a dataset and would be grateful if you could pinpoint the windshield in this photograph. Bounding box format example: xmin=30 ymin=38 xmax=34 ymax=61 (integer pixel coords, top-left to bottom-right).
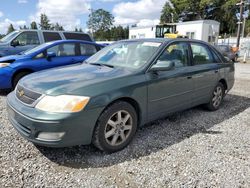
xmin=23 ymin=42 xmax=52 ymax=55
xmin=0 ymin=31 xmax=20 ymax=43
xmin=86 ymin=41 xmax=162 ymax=69
xmin=217 ymin=45 xmax=230 ymax=52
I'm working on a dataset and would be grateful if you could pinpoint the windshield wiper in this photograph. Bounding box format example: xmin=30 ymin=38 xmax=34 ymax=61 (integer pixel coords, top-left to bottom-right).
xmin=89 ymin=62 xmax=114 ymax=68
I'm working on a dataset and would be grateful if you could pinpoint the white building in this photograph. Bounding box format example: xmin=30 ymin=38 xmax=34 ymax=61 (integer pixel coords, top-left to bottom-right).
xmin=129 ymin=20 xmax=220 ymax=44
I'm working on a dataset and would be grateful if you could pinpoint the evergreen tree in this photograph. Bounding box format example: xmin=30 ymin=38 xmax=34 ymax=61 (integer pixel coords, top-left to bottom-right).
xmin=39 ymin=14 xmax=51 ymax=30
xmin=52 ymin=22 xmax=64 ymax=31
xmin=7 ymin=24 xmax=15 ymax=34
xmin=30 ymin=21 xmax=38 ymax=29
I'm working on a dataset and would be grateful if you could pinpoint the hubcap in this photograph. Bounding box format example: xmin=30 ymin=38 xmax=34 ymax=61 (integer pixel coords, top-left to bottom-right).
xmin=104 ymin=110 xmax=133 ymax=146
xmin=212 ymin=86 xmax=223 ymax=108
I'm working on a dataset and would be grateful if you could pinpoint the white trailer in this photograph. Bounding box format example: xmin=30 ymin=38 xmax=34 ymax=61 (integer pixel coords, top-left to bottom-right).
xmin=129 ymin=20 xmax=220 ymax=44
xmin=176 ymin=20 xmax=220 ymax=44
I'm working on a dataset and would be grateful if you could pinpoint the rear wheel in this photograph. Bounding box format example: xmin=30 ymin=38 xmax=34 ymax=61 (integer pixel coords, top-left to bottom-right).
xmin=205 ymin=82 xmax=225 ymax=111
xmin=12 ymin=71 xmax=31 ymax=90
xmin=93 ymin=101 xmax=138 ymax=153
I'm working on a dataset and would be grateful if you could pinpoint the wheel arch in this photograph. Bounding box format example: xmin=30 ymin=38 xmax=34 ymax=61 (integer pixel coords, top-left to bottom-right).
xmin=98 ymin=96 xmax=142 ymax=127
xmin=218 ymin=78 xmax=228 ymax=91
xmin=12 ymin=68 xmax=34 ymax=86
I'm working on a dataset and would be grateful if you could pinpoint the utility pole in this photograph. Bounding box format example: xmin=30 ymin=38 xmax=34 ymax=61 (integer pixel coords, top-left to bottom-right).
xmin=236 ymin=0 xmax=244 ymax=48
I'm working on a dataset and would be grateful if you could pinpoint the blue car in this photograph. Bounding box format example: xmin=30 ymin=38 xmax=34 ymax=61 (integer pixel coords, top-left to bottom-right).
xmin=0 ymin=40 xmax=103 ymax=90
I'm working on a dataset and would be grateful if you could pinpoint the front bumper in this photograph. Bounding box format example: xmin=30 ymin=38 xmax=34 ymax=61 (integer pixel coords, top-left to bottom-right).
xmin=0 ymin=67 xmax=13 ymax=89
xmin=7 ymin=92 xmax=104 ymax=147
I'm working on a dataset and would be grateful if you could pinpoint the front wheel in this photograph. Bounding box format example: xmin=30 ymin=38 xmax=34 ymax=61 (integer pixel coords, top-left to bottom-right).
xmin=92 ymin=101 xmax=138 ymax=153
xmin=12 ymin=71 xmax=31 ymax=90
xmin=205 ymin=83 xmax=225 ymax=111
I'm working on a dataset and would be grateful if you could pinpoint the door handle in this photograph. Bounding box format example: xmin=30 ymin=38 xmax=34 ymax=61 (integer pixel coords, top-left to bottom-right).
xmin=193 ymin=74 xmax=204 ymax=78
xmin=187 ymin=76 xmax=192 ymax=79
xmin=214 ymin=70 xmax=219 ymax=73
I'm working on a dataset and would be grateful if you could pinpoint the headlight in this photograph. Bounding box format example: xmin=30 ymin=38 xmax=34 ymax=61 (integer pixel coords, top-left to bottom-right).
xmin=35 ymin=95 xmax=90 ymax=113
xmin=0 ymin=63 xmax=10 ymax=68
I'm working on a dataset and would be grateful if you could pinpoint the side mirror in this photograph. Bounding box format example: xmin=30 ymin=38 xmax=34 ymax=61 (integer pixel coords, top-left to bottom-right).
xmin=47 ymin=52 xmax=56 ymax=61
xmin=11 ymin=40 xmax=20 ymax=47
xmin=150 ymin=61 xmax=175 ymax=72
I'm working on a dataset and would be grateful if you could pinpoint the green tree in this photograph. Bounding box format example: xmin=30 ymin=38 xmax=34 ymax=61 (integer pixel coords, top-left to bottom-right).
xmin=167 ymin=0 xmax=238 ymax=34
xmin=30 ymin=21 xmax=38 ymax=29
xmin=87 ymin=9 xmax=114 ymax=40
xmin=7 ymin=24 xmax=15 ymax=34
xmin=20 ymin=25 xmax=28 ymax=30
xmin=160 ymin=2 xmax=177 ymax=23
xmin=39 ymin=14 xmax=51 ymax=30
xmin=52 ymin=22 xmax=64 ymax=31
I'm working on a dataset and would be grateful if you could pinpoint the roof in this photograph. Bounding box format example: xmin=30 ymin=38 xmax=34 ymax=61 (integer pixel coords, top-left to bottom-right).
xmin=129 ymin=20 xmax=220 ymax=30
xmin=44 ymin=39 xmax=103 ymax=46
xmin=17 ymin=29 xmax=89 ymax=35
xmin=119 ymin=38 xmax=217 ymax=47
xmin=120 ymin=38 xmax=171 ymax=43
xmin=176 ymin=20 xmax=220 ymax=26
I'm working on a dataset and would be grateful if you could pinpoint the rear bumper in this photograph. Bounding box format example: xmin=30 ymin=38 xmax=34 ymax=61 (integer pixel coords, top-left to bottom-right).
xmin=7 ymin=92 xmax=103 ymax=147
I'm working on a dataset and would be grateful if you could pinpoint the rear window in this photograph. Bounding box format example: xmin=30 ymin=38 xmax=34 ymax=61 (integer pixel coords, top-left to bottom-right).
xmin=63 ymin=32 xmax=92 ymax=42
xmin=43 ymin=32 xmax=62 ymax=42
xmin=80 ymin=43 xmax=97 ymax=56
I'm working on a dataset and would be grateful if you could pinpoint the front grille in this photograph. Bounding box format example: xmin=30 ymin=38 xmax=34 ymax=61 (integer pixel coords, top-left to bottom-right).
xmin=16 ymin=85 xmax=42 ymax=106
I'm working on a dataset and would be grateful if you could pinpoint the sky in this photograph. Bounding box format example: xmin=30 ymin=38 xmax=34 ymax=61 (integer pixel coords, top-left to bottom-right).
xmin=0 ymin=0 xmax=166 ymax=34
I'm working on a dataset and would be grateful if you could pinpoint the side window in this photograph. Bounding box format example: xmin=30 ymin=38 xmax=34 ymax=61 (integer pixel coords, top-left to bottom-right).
xmin=211 ymin=48 xmax=222 ymax=63
xmin=43 ymin=32 xmax=62 ymax=42
xmin=14 ymin=31 xmax=40 ymax=45
xmin=156 ymin=42 xmax=189 ymax=68
xmin=63 ymin=32 xmax=92 ymax=41
xmin=191 ymin=43 xmax=214 ymax=65
xmin=34 ymin=52 xmax=46 ymax=59
xmin=80 ymin=43 xmax=97 ymax=56
xmin=47 ymin=43 xmax=76 ymax=57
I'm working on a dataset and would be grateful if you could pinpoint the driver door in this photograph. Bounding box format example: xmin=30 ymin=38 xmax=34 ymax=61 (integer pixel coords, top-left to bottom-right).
xmin=146 ymin=42 xmax=195 ymax=121
xmin=41 ymin=43 xmax=80 ymax=70
xmin=10 ymin=31 xmax=40 ymax=55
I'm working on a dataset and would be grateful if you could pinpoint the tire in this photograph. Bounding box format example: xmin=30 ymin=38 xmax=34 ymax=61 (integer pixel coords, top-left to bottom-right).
xmin=205 ymin=82 xmax=225 ymax=111
xmin=12 ymin=71 xmax=31 ymax=90
xmin=92 ymin=101 xmax=138 ymax=153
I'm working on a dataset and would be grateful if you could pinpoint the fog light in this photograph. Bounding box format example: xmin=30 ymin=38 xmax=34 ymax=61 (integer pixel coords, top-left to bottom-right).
xmin=37 ymin=132 xmax=65 ymax=142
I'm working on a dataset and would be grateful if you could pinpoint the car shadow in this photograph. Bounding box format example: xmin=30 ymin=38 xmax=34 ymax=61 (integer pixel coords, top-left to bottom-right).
xmin=36 ymin=93 xmax=250 ymax=169
xmin=0 ymin=89 xmax=11 ymax=96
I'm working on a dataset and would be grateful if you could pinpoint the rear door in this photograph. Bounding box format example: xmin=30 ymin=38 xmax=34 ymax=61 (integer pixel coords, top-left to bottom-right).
xmin=146 ymin=42 xmax=195 ymax=121
xmin=63 ymin=32 xmax=93 ymax=42
xmin=42 ymin=32 xmax=62 ymax=43
xmin=10 ymin=31 xmax=40 ymax=54
xmin=189 ymin=42 xmax=220 ymax=105
xmin=79 ymin=43 xmax=98 ymax=60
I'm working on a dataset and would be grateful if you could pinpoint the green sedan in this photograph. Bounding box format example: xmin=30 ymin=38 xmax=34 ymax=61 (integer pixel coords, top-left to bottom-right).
xmin=7 ymin=39 xmax=235 ymax=153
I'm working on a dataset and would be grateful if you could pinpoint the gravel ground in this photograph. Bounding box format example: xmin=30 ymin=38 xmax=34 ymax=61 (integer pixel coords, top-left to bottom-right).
xmin=0 ymin=63 xmax=250 ymax=187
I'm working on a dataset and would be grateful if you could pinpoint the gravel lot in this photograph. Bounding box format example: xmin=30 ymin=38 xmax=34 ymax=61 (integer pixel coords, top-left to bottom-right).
xmin=0 ymin=63 xmax=250 ymax=187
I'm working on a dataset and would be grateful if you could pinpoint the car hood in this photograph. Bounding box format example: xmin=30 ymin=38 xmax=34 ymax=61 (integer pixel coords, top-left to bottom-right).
xmin=0 ymin=42 xmax=8 ymax=46
xmin=20 ymin=63 xmax=135 ymax=96
xmin=0 ymin=54 xmax=30 ymax=62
